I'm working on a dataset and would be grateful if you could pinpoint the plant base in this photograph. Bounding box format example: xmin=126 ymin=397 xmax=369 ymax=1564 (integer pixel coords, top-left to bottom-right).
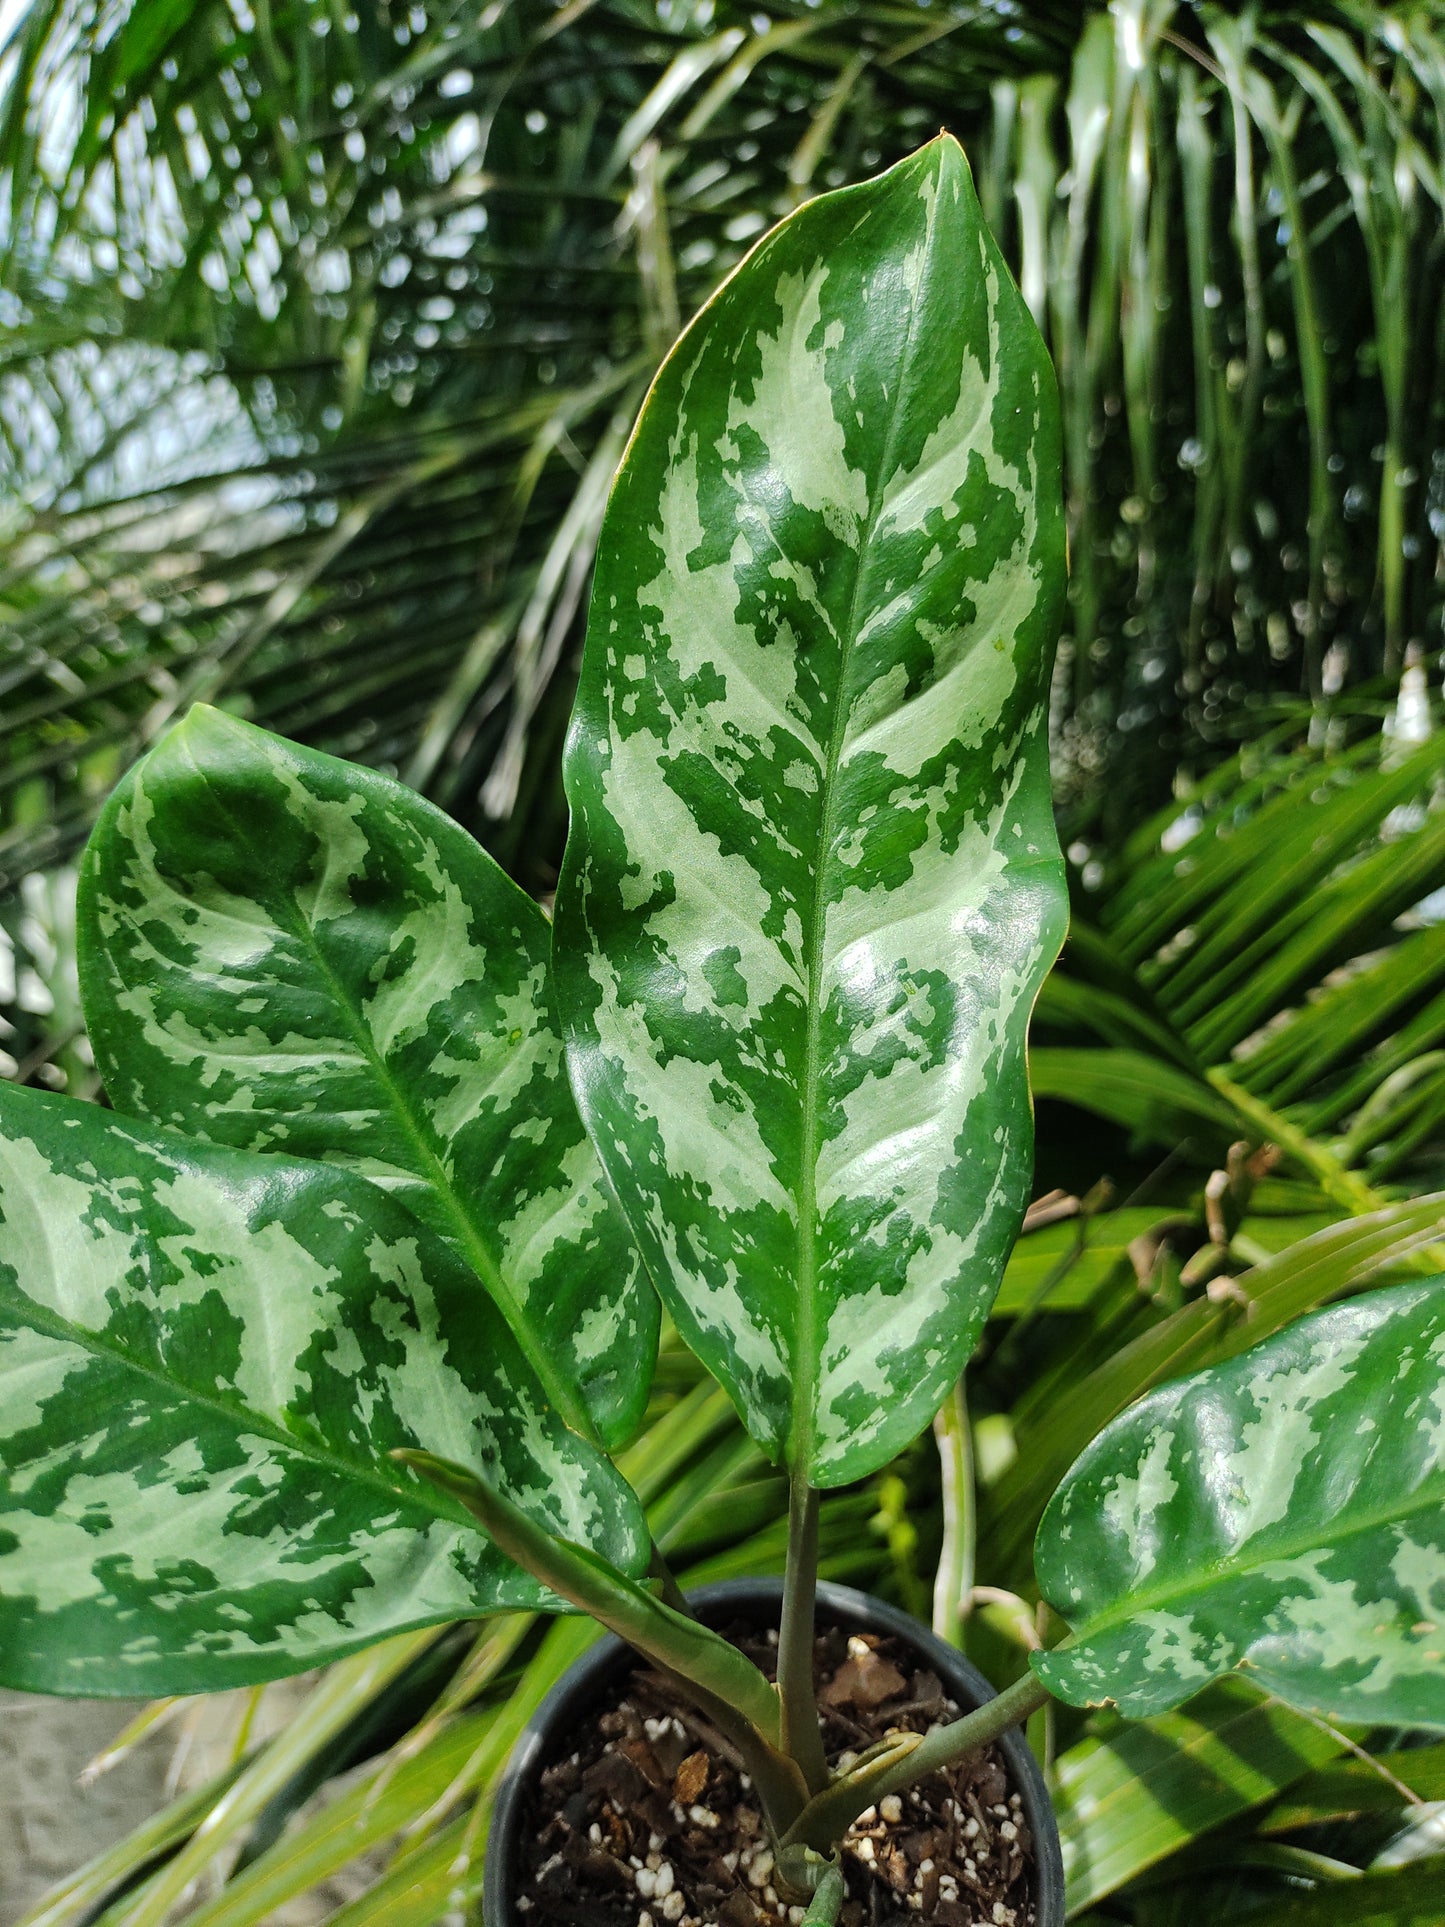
xmin=484 ymin=1581 xmax=1064 ymax=1927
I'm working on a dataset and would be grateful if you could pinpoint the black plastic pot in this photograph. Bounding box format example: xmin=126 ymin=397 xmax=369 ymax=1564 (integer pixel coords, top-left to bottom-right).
xmin=484 ymin=1578 xmax=1065 ymax=1927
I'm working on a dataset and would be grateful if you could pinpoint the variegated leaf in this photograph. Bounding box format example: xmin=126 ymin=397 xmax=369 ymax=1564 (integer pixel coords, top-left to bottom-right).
xmin=1033 ymin=1281 xmax=1445 ymax=1730
xmin=554 ymin=135 xmax=1067 ymax=1484
xmin=77 ymin=704 xmax=655 ymax=1449
xmin=0 ymin=1080 xmax=649 ymax=1696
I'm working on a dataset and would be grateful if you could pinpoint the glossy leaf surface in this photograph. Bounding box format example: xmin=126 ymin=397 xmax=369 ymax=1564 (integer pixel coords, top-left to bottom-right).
xmin=0 ymin=1081 xmax=649 ymax=1696
xmin=1034 ymin=1281 xmax=1445 ymax=1729
xmin=556 ymin=135 xmax=1066 ymax=1484
xmin=78 ymin=705 xmax=654 ymax=1448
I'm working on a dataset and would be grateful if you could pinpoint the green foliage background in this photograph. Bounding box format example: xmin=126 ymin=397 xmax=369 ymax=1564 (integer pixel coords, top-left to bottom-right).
xmin=6 ymin=2 xmax=1445 ymax=1923
xmin=8 ymin=0 xmax=1445 ymax=897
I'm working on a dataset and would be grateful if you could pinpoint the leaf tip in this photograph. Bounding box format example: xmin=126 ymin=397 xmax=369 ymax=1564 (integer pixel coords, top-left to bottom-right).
xmin=174 ymin=699 xmax=250 ymax=746
xmin=918 ymin=128 xmax=970 ymax=186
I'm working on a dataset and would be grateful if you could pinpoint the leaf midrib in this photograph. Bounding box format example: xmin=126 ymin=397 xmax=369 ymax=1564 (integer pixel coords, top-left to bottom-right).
xmin=792 ymin=174 xmax=941 ymax=1476
xmin=1066 ymin=1470 xmax=1445 ymax=1646
xmin=180 ymin=743 xmax=599 ymax=1445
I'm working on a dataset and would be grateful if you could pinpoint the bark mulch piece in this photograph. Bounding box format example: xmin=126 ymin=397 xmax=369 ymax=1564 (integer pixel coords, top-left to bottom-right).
xmin=514 ymin=1617 xmax=1038 ymax=1927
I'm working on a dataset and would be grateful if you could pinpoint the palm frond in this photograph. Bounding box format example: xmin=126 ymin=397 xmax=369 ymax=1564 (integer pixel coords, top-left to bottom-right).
xmin=8 ymin=0 xmax=1445 ymax=905
xmin=0 ymin=0 xmax=1083 ymax=901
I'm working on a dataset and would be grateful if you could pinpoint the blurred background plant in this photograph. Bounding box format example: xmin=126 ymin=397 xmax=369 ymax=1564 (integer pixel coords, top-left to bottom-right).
xmin=6 ymin=0 xmax=1445 ymax=1921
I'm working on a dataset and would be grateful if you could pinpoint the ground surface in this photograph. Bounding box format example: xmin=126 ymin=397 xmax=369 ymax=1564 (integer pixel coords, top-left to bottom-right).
xmin=0 ymin=1689 xmax=171 ymax=1923
xmin=0 ymin=1681 xmax=381 ymax=1926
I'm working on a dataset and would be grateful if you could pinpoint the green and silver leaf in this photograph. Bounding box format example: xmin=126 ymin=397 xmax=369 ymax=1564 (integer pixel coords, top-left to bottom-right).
xmin=77 ymin=704 xmax=655 ymax=1449
xmin=0 ymin=1080 xmax=649 ymax=1697
xmin=1034 ymin=1280 xmax=1445 ymax=1730
xmin=555 ymin=135 xmax=1067 ymax=1486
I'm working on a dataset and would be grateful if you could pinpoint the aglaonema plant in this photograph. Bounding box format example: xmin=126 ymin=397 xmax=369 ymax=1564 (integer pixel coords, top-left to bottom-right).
xmin=2 ymin=136 xmax=1443 ymax=1916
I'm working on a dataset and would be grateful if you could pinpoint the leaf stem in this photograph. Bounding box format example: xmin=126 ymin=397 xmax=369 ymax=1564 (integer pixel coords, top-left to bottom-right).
xmin=650 ymin=1543 xmax=694 ymax=1618
xmin=395 ymin=1448 xmax=809 ymax=1839
xmin=779 ymin=1476 xmax=829 ymax=1794
xmin=801 ymin=1863 xmax=846 ymax=1926
xmin=931 ymin=1378 xmax=975 ymax=1648
xmin=783 ymin=1671 xmax=1051 ymax=1854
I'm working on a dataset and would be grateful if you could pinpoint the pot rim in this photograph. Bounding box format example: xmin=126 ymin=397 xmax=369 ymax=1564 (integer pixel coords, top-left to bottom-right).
xmin=483 ymin=1577 xmax=1065 ymax=1927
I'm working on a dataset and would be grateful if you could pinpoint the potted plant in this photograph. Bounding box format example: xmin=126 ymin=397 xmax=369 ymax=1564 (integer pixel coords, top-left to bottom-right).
xmin=1 ymin=137 xmax=1442 ymax=1927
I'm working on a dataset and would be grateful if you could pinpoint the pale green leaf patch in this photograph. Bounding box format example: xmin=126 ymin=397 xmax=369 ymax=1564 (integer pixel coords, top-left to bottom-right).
xmin=556 ymin=132 xmax=1067 ymax=1485
xmin=0 ymin=1081 xmax=649 ymax=1697
xmin=77 ymin=704 xmax=656 ymax=1449
xmin=1034 ymin=1280 xmax=1445 ymax=1731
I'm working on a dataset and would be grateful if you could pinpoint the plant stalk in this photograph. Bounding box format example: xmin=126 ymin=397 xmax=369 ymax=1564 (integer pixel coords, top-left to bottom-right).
xmin=653 ymin=1661 xmax=811 ymax=1842
xmin=782 ymin=1671 xmax=1051 ymax=1854
xmin=931 ymin=1378 xmax=976 ymax=1648
xmin=801 ymin=1862 xmax=846 ymax=1926
xmin=779 ymin=1476 xmax=830 ymax=1794
xmin=649 ymin=1543 xmax=693 ymax=1618
xmin=395 ymin=1448 xmax=810 ymax=1839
